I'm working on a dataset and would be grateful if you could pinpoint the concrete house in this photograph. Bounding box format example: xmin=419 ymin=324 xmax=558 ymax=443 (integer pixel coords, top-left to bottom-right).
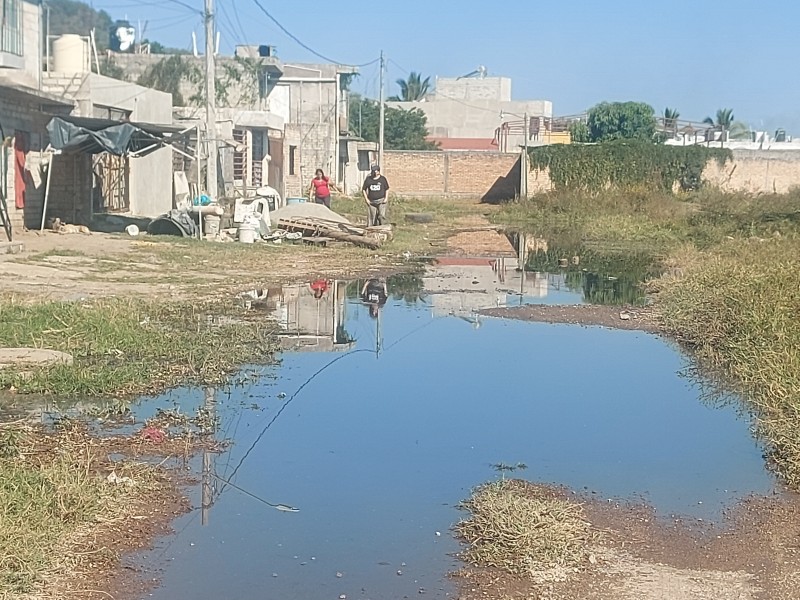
xmin=40 ymin=32 xmax=178 ymax=224
xmin=388 ymin=75 xmax=553 ymax=151
xmin=0 ymin=0 xmax=73 ymax=237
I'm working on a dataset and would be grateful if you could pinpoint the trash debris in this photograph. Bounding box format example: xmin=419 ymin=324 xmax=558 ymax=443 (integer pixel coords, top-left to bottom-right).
xmin=276 ymin=217 xmax=392 ymax=249
xmin=106 ymin=471 xmax=134 ymax=486
xmin=139 ymin=425 xmax=167 ymax=444
xmin=125 ymin=224 xmax=140 ymax=237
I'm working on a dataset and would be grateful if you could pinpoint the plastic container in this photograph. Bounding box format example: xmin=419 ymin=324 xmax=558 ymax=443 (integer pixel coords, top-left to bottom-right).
xmin=125 ymin=224 xmax=139 ymax=237
xmin=203 ymin=214 xmax=221 ymax=237
xmin=286 ymin=197 xmax=306 ymax=205
xmin=238 ymin=222 xmax=257 ymax=244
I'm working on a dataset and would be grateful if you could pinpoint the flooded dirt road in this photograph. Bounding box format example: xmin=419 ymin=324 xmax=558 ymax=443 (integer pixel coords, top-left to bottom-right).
xmin=119 ymin=258 xmax=782 ymax=600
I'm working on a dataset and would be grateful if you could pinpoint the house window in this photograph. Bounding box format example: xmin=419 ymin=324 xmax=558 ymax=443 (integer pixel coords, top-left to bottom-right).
xmin=1 ymin=0 xmax=23 ymax=56
xmin=233 ymin=128 xmax=247 ymax=183
xmin=289 ymin=145 xmax=297 ymax=176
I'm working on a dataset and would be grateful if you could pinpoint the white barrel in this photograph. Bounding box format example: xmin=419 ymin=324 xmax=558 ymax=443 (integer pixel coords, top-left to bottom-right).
xmin=52 ymin=34 xmax=89 ymax=74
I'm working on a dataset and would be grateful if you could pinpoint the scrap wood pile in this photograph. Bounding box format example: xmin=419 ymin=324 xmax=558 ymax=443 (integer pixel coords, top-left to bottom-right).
xmin=276 ymin=217 xmax=393 ymax=249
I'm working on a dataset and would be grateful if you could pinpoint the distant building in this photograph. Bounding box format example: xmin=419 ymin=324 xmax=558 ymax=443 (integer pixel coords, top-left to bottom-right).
xmin=112 ymin=49 xmax=369 ymax=199
xmin=388 ymin=75 xmax=552 ymax=151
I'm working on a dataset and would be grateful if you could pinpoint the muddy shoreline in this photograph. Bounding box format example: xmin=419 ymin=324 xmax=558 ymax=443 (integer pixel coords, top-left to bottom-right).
xmin=480 ymin=304 xmax=663 ymax=333
xmin=453 ymin=480 xmax=800 ymax=600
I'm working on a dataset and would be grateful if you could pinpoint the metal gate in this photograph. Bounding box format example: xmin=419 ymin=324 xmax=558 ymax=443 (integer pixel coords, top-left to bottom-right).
xmin=92 ymin=153 xmax=129 ymax=213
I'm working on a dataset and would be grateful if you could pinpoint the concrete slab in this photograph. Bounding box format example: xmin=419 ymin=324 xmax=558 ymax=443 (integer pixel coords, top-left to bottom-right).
xmin=0 ymin=348 xmax=73 ymax=369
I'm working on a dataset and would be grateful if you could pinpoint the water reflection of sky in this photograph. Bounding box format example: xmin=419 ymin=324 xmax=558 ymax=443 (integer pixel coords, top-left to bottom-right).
xmin=136 ymin=285 xmax=774 ymax=600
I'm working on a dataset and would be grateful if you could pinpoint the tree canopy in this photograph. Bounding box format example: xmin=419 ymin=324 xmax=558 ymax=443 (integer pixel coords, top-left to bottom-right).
xmin=586 ymin=101 xmax=657 ymax=143
xmin=349 ymin=94 xmax=437 ymax=150
xmin=703 ymin=108 xmax=735 ymax=129
xmin=47 ymin=0 xmax=114 ymax=51
xmin=390 ymin=72 xmax=432 ymax=102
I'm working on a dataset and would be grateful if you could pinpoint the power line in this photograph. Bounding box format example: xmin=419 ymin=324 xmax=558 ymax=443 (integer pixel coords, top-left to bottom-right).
xmin=227 ymin=0 xmax=249 ymax=43
xmin=248 ymin=0 xmax=378 ymax=68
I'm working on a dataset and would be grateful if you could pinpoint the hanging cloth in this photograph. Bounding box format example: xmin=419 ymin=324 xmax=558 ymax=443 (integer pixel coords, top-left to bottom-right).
xmin=14 ymin=131 xmax=28 ymax=209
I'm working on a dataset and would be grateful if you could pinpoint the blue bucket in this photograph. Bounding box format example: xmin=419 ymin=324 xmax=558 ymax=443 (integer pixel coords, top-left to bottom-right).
xmin=286 ymin=197 xmax=306 ymax=205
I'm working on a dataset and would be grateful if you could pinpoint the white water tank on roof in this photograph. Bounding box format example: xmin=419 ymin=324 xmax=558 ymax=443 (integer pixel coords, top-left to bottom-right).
xmin=52 ymin=34 xmax=89 ymax=74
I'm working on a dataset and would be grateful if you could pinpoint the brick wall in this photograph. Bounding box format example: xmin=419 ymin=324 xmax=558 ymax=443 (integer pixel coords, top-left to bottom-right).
xmin=382 ymin=148 xmax=800 ymax=202
xmin=383 ymin=151 xmax=520 ymax=200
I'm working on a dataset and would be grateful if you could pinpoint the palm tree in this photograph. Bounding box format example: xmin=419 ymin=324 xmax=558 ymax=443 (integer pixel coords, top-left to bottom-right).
xmin=728 ymin=121 xmax=752 ymax=140
xmin=663 ymin=107 xmax=680 ymax=133
xmin=391 ymin=72 xmax=432 ymax=102
xmin=703 ymin=108 xmax=735 ymax=129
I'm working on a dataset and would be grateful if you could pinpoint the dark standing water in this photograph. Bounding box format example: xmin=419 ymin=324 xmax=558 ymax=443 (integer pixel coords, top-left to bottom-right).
xmin=133 ymin=261 xmax=774 ymax=600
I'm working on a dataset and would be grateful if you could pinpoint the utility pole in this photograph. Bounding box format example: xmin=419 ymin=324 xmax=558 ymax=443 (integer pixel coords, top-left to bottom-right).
xmin=520 ymin=112 xmax=529 ymax=199
xmin=204 ymin=0 xmax=218 ymax=198
xmin=378 ymin=51 xmax=385 ymax=167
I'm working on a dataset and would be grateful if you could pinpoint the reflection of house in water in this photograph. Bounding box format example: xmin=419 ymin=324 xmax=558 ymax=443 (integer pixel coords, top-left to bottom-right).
xmin=423 ymin=258 xmax=520 ymax=318
xmin=244 ymin=281 xmax=354 ymax=352
xmin=422 ymin=257 xmax=563 ymax=320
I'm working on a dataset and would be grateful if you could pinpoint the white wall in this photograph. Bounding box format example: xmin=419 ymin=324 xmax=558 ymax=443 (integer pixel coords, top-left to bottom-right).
xmin=128 ymin=148 xmax=173 ymax=217
xmin=434 ymin=77 xmax=512 ymax=102
xmin=388 ymin=98 xmax=553 ymax=139
xmin=87 ymin=74 xmax=172 ymax=124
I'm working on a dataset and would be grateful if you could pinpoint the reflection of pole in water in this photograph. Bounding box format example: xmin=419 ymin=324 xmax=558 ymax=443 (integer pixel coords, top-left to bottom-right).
xmin=518 ymin=234 xmax=526 ymax=304
xmin=376 ymin=306 xmax=382 ymax=357
xmin=201 ymin=386 xmax=217 ymax=526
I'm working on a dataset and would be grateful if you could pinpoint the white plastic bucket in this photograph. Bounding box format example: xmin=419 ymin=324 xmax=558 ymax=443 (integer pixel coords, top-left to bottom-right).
xmin=238 ymin=222 xmax=257 ymax=244
xmin=203 ymin=214 xmax=221 ymax=237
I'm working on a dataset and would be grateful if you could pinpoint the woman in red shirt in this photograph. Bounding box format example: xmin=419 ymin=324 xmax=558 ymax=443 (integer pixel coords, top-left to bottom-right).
xmin=308 ymin=169 xmax=339 ymax=209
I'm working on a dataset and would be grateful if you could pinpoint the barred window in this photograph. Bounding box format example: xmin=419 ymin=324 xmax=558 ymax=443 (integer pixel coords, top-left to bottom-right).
xmin=0 ymin=0 xmax=23 ymax=57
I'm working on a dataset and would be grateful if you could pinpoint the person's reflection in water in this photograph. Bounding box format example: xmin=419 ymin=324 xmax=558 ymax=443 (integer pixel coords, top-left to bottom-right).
xmin=309 ymin=278 xmax=329 ymax=299
xmin=361 ymin=277 xmax=388 ymax=318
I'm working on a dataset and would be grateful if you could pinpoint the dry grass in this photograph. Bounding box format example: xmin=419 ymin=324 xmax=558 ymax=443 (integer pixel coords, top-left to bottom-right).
xmin=0 ymin=424 xmax=168 ymax=598
xmin=652 ymin=237 xmax=800 ymax=486
xmin=455 ymin=480 xmax=596 ymax=579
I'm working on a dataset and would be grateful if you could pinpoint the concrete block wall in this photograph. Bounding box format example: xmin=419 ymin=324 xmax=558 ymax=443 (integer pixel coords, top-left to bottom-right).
xmin=0 ymin=94 xmax=61 ymax=232
xmin=703 ymin=150 xmax=800 ymax=194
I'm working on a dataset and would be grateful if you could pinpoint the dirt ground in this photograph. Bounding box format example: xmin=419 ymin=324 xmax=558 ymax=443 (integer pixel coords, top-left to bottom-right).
xmin=454 ymin=483 xmax=800 ymax=600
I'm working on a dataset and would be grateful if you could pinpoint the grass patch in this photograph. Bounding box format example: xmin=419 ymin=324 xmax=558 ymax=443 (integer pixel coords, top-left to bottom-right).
xmin=0 ymin=296 xmax=277 ymax=396
xmin=455 ymin=479 xmax=595 ymax=577
xmin=0 ymin=425 xmax=164 ymax=596
xmin=495 ymin=187 xmax=800 ymax=252
xmin=652 ymin=238 xmax=800 ymax=486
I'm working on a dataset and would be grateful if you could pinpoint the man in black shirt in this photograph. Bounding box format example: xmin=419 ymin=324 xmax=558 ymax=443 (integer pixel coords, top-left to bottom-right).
xmin=362 ymin=164 xmax=390 ymax=226
xmin=361 ymin=277 xmax=388 ymax=318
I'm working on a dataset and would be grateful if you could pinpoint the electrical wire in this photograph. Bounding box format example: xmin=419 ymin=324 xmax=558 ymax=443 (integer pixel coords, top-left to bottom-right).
xmin=223 ymin=0 xmax=248 ymax=43
xmin=216 ymin=348 xmax=374 ymax=497
xmin=249 ymin=0 xmax=378 ymax=68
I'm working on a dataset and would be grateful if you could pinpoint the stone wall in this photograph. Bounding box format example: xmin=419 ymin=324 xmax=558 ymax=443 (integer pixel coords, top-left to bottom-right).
xmin=383 ymin=151 xmax=520 ymax=201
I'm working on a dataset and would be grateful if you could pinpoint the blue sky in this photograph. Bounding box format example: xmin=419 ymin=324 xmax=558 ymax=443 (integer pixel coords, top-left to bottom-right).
xmin=94 ymin=0 xmax=800 ymax=132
